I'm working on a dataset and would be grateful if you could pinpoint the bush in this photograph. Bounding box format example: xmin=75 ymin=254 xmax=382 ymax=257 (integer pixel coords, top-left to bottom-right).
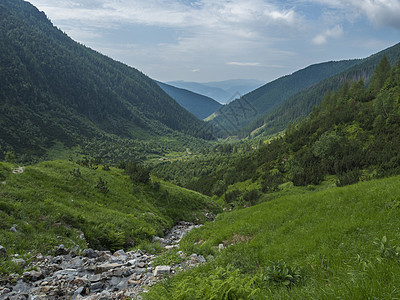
xmin=263 ymin=260 xmax=303 ymax=287
xmin=243 ymin=189 xmax=260 ymax=205
xmin=224 ymin=190 xmax=241 ymax=204
xmin=124 ymin=161 xmax=150 ymax=184
xmin=95 ymin=177 xmax=109 ymax=194
xmin=336 ymin=169 xmax=361 ymax=187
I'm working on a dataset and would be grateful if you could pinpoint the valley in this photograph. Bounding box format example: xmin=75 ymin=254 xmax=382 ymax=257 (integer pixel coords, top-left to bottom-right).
xmin=1 ymin=0 xmax=400 ymax=299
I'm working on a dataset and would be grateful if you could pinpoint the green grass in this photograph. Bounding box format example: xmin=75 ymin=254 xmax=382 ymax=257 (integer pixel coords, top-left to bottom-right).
xmin=145 ymin=175 xmax=400 ymax=299
xmin=0 ymin=160 xmax=219 ymax=274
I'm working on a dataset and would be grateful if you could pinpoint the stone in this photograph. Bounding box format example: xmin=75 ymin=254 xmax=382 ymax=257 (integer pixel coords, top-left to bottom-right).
xmin=63 ymin=257 xmax=84 ymax=269
xmin=116 ymin=279 xmax=128 ymax=291
xmin=12 ymin=280 xmax=31 ymax=295
xmin=113 ymin=249 xmax=125 ymax=257
xmin=218 ymin=243 xmax=225 ymax=251
xmin=83 ymin=248 xmax=98 ymax=259
xmin=73 ymin=286 xmax=85 ymax=297
xmin=88 ymin=274 xmax=102 ymax=282
xmin=165 ymin=245 xmax=178 ymax=250
xmin=197 ymin=255 xmax=206 ymax=263
xmin=134 ymin=268 xmax=146 ymax=275
xmin=89 ymin=281 xmax=103 ymax=293
xmin=0 ymin=245 xmax=7 ymax=257
xmin=153 ymin=266 xmax=171 ymax=277
xmin=24 ymin=270 xmax=44 ymax=282
xmin=10 ymin=224 xmax=18 ymax=233
xmin=127 ymin=259 xmax=137 ymax=267
xmin=110 ymin=276 xmax=122 ymax=287
xmin=11 ymin=258 xmax=26 ymax=267
xmin=55 ymin=244 xmax=68 ymax=256
xmin=95 ymin=263 xmax=123 ymax=273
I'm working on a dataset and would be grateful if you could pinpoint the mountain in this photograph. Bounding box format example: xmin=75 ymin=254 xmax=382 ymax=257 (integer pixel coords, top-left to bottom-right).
xmin=207 ymin=60 xmax=362 ymax=137
xmin=167 ymin=79 xmax=264 ymax=104
xmin=153 ymin=55 xmax=400 ymax=198
xmin=245 ymin=42 xmax=400 ymax=138
xmin=156 ymin=81 xmax=222 ymax=120
xmin=0 ymin=0 xmax=205 ymax=162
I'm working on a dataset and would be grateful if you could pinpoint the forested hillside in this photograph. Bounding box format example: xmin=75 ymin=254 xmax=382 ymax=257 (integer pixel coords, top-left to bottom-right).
xmin=208 ymin=59 xmax=361 ymax=136
xmin=0 ymin=0 xmax=206 ymax=162
xmin=244 ymin=42 xmax=400 ymax=138
xmin=156 ymin=81 xmax=222 ymax=119
xmin=153 ymin=57 xmax=400 ymax=204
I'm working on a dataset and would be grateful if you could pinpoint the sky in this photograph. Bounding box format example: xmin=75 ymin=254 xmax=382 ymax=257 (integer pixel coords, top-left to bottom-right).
xmin=27 ymin=0 xmax=400 ymax=83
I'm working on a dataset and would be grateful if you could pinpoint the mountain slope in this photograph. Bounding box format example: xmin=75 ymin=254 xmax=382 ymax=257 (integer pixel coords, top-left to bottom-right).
xmin=156 ymin=81 xmax=222 ymax=119
xmin=0 ymin=159 xmax=219 ymax=257
xmin=145 ymin=175 xmax=400 ymax=299
xmin=0 ymin=0 xmax=205 ymax=161
xmin=207 ymin=60 xmax=361 ymax=136
xmin=245 ymin=42 xmax=400 ymax=138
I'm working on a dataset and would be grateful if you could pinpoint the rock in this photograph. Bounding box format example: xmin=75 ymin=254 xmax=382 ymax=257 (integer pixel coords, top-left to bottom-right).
xmin=89 ymin=281 xmax=103 ymax=293
xmin=0 ymin=221 xmax=206 ymax=300
xmin=95 ymin=263 xmax=124 ymax=273
xmin=116 ymin=279 xmax=128 ymax=291
xmin=11 ymin=258 xmax=26 ymax=267
xmin=153 ymin=266 xmax=171 ymax=277
xmin=127 ymin=259 xmax=137 ymax=267
xmin=12 ymin=280 xmax=31 ymax=295
xmin=134 ymin=268 xmax=146 ymax=275
xmin=165 ymin=245 xmax=178 ymax=250
xmin=23 ymin=270 xmax=44 ymax=282
xmin=218 ymin=243 xmax=225 ymax=251
xmin=10 ymin=225 xmax=18 ymax=233
xmin=63 ymin=257 xmax=83 ymax=269
xmin=83 ymin=248 xmax=98 ymax=259
xmin=0 ymin=245 xmax=7 ymax=257
xmin=73 ymin=286 xmax=85 ymax=297
xmin=55 ymin=244 xmax=68 ymax=256
xmin=152 ymin=236 xmax=165 ymax=244
xmin=113 ymin=249 xmax=125 ymax=257
xmin=88 ymin=274 xmax=102 ymax=282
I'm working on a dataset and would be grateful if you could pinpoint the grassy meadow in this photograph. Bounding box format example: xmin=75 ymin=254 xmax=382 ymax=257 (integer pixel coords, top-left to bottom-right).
xmin=145 ymin=175 xmax=400 ymax=299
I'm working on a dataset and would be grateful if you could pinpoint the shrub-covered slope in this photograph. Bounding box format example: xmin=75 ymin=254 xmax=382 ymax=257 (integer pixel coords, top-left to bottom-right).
xmin=244 ymin=42 xmax=400 ymax=138
xmin=0 ymin=0 xmax=205 ymax=162
xmin=0 ymin=160 xmax=219 ymax=261
xmin=145 ymin=175 xmax=400 ymax=299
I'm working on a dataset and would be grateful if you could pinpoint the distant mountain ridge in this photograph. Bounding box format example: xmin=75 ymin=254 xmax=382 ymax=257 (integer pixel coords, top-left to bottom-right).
xmin=167 ymin=79 xmax=264 ymax=104
xmin=208 ymin=42 xmax=400 ymax=138
xmin=0 ymin=0 xmax=205 ymax=161
xmin=156 ymin=81 xmax=222 ymax=119
xmin=207 ymin=60 xmax=362 ymax=137
xmin=244 ymin=42 xmax=400 ymax=138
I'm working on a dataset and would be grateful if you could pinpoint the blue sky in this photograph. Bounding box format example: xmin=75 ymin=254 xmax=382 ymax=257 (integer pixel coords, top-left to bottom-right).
xmin=28 ymin=0 xmax=400 ymax=83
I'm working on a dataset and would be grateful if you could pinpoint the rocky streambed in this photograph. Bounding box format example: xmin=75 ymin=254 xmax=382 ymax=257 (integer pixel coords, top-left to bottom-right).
xmin=0 ymin=222 xmax=208 ymax=300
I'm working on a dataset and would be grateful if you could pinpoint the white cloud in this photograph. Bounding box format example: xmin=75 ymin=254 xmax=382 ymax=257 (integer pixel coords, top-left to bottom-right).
xmin=227 ymin=62 xmax=261 ymax=66
xmin=306 ymin=0 xmax=400 ymax=29
xmin=312 ymin=24 xmax=344 ymax=45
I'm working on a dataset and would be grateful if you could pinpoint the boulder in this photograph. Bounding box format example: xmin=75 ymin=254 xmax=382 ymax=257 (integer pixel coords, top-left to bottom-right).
xmin=153 ymin=266 xmax=171 ymax=277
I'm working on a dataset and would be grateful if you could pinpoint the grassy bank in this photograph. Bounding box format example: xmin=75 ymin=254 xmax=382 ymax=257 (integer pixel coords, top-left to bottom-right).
xmin=0 ymin=160 xmax=219 ymax=274
xmin=145 ymin=175 xmax=400 ymax=299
